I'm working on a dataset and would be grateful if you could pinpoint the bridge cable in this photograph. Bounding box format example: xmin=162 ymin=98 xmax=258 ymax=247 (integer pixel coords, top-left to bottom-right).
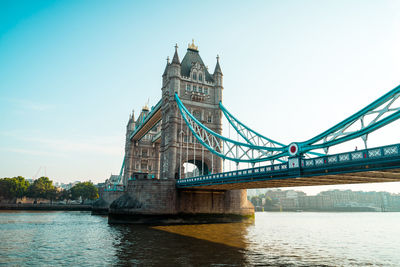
xmin=202 ymin=139 xmax=204 ymax=175
xmin=180 ymin=115 xmax=183 ymax=179
xmin=186 ymin=125 xmax=189 ymax=178
xmin=175 ymin=93 xmax=289 ymax=163
xmin=194 ymin=131 xmax=196 ymax=176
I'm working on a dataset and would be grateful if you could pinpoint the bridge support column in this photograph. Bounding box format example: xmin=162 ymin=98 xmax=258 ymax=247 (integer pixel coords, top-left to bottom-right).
xmin=107 ymin=179 xmax=254 ymax=224
xmin=288 ymin=156 xmax=303 ymax=177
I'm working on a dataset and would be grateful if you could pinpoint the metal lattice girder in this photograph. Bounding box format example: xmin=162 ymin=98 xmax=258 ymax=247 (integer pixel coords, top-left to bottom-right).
xmin=219 ymin=102 xmax=289 ymax=163
xmin=219 ymin=102 xmax=286 ymax=148
xmin=219 ymin=102 xmax=324 ymax=160
xmin=175 ymin=93 xmax=288 ymax=163
xmin=298 ymin=84 xmax=400 ymax=154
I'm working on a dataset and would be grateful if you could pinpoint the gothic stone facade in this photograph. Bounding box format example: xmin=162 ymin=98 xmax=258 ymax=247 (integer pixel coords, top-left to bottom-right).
xmin=159 ymin=43 xmax=223 ymax=180
xmin=124 ymin=42 xmax=223 ymax=182
xmin=110 ymin=42 xmax=254 ymax=223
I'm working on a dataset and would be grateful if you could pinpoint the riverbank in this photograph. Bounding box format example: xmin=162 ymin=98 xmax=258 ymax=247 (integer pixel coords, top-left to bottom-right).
xmin=0 ymin=203 xmax=92 ymax=211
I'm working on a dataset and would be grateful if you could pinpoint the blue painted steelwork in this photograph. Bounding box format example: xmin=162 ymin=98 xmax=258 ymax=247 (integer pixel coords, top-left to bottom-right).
xmin=107 ymin=156 xmax=126 ymax=188
xmin=219 ymin=102 xmax=286 ymax=163
xmin=176 ymin=85 xmax=400 ymax=163
xmin=297 ymin=84 xmax=400 ymax=155
xmin=219 ymin=101 xmax=285 ymax=147
xmin=175 ymin=93 xmax=289 ymax=163
xmin=104 ymin=184 xmax=124 ymax=192
xmin=176 ymin=143 xmax=400 ymax=188
xmin=219 ymin=102 xmax=324 ymax=159
xmin=129 ymin=99 xmax=162 ymax=141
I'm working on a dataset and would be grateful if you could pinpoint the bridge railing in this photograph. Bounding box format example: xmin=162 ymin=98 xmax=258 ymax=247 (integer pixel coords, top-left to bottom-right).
xmin=302 ymin=144 xmax=400 ymax=169
xmin=177 ymin=162 xmax=289 ymax=186
xmin=104 ymin=184 xmax=124 ymax=192
xmin=176 ymin=143 xmax=400 ymax=187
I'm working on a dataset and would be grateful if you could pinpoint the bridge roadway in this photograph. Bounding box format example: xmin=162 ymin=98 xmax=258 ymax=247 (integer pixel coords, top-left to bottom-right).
xmin=129 ymin=99 xmax=162 ymax=142
xmin=176 ymin=143 xmax=400 ymax=190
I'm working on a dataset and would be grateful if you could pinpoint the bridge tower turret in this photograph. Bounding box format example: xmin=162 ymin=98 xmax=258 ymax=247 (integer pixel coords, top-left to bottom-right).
xmin=159 ymin=41 xmax=223 ymax=179
xmin=160 ymin=44 xmax=181 ymax=179
xmin=213 ymin=55 xmax=223 ymax=105
xmin=107 ymin=41 xmax=254 ymax=223
xmin=123 ymin=110 xmax=135 ymax=185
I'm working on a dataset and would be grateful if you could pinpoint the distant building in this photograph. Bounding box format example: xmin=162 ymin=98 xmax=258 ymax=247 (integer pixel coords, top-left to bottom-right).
xmin=250 ymin=189 xmax=400 ymax=211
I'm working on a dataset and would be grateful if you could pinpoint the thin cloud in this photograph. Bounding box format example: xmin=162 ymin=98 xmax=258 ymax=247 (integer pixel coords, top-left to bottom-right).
xmin=1 ymin=131 xmax=123 ymax=156
xmin=1 ymin=147 xmax=64 ymax=157
xmin=6 ymin=98 xmax=55 ymax=111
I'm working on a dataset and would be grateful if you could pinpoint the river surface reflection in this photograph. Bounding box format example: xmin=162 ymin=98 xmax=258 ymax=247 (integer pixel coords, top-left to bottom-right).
xmin=1 ymin=211 xmax=399 ymax=266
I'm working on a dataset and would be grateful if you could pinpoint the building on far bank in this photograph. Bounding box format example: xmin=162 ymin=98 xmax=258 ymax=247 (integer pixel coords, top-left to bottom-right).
xmin=250 ymin=189 xmax=400 ymax=211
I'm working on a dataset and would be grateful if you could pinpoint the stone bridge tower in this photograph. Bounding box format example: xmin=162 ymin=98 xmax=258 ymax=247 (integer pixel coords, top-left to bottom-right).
xmin=160 ymin=41 xmax=223 ymax=180
xmin=107 ymin=41 xmax=254 ymax=223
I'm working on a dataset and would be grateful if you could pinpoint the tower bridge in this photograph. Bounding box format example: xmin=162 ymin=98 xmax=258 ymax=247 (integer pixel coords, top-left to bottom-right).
xmin=100 ymin=41 xmax=400 ymax=224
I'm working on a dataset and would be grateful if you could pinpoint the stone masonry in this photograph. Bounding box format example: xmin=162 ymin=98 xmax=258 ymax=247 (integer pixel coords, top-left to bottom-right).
xmin=108 ymin=41 xmax=254 ymax=224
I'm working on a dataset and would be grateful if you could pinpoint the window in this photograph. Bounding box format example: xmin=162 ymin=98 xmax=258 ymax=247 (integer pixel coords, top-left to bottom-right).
xmin=141 ymin=163 xmax=147 ymax=170
xmin=204 ymin=88 xmax=208 ymax=94
xmin=199 ymin=73 xmax=203 ymax=81
xmin=193 ymin=85 xmax=197 ymax=92
xmin=186 ymin=84 xmax=191 ymax=91
xmin=193 ymin=110 xmax=201 ymax=121
xmin=142 ymin=149 xmax=147 ymax=157
xmin=192 ymin=72 xmax=197 ymax=80
xmin=207 ymin=116 xmax=212 ymax=123
xmin=199 ymin=86 xmax=203 ymax=93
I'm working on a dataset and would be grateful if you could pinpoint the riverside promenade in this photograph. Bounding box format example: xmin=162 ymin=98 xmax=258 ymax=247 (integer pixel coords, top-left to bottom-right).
xmin=0 ymin=203 xmax=92 ymax=211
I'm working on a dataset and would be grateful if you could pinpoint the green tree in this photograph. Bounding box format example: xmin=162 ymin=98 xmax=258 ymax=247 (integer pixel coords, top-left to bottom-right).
xmin=70 ymin=182 xmax=99 ymax=203
xmin=28 ymin=177 xmax=55 ymax=201
xmin=250 ymin=196 xmax=262 ymax=207
xmin=58 ymin=189 xmax=71 ymax=203
xmin=0 ymin=178 xmax=14 ymax=199
xmin=13 ymin=176 xmax=30 ymax=198
xmin=0 ymin=176 xmax=30 ymax=200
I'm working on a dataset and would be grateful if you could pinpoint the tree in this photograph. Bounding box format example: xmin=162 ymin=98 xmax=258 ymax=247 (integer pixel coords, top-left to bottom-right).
xmin=0 ymin=176 xmax=30 ymax=200
xmin=13 ymin=176 xmax=30 ymax=198
xmin=70 ymin=182 xmax=99 ymax=203
xmin=0 ymin=178 xmax=14 ymax=199
xmin=58 ymin=189 xmax=71 ymax=203
xmin=27 ymin=176 xmax=55 ymax=201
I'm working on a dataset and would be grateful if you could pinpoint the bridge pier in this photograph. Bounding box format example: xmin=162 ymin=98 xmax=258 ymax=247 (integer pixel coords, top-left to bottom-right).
xmin=107 ymin=179 xmax=254 ymax=224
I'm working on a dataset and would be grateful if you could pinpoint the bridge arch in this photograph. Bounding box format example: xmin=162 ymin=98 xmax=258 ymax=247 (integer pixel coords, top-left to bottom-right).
xmin=175 ymin=155 xmax=211 ymax=179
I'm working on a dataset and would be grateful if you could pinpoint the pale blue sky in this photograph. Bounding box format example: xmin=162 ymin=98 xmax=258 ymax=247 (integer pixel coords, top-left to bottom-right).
xmin=1 ymin=0 xmax=400 ymax=194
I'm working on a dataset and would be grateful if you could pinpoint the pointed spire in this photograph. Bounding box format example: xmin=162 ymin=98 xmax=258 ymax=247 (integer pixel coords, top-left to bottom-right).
xmin=214 ymin=54 xmax=222 ymax=75
xmin=172 ymin=43 xmax=180 ymax=64
xmin=163 ymin=56 xmax=170 ymax=76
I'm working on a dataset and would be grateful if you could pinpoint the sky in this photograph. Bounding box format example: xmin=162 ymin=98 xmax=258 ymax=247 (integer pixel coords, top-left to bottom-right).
xmin=1 ymin=0 xmax=400 ymax=194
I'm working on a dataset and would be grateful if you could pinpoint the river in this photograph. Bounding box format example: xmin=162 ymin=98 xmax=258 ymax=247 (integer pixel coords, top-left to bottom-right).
xmin=0 ymin=211 xmax=399 ymax=266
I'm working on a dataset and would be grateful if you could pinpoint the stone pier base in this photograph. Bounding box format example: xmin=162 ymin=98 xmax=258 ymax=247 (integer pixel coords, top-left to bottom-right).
xmin=92 ymin=189 xmax=124 ymax=215
xmin=107 ymin=179 xmax=254 ymax=225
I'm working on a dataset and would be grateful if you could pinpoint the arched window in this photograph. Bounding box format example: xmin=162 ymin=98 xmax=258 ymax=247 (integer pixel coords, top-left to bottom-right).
xmin=193 ymin=110 xmax=201 ymax=121
xmin=199 ymin=73 xmax=203 ymax=81
xmin=192 ymin=72 xmax=197 ymax=80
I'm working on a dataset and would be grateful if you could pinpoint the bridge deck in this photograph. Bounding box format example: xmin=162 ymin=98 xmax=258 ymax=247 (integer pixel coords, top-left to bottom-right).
xmin=130 ymin=99 xmax=162 ymax=141
xmin=176 ymin=144 xmax=400 ymax=190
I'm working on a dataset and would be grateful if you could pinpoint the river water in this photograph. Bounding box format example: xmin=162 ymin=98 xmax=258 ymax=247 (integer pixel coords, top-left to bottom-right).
xmin=0 ymin=211 xmax=399 ymax=266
